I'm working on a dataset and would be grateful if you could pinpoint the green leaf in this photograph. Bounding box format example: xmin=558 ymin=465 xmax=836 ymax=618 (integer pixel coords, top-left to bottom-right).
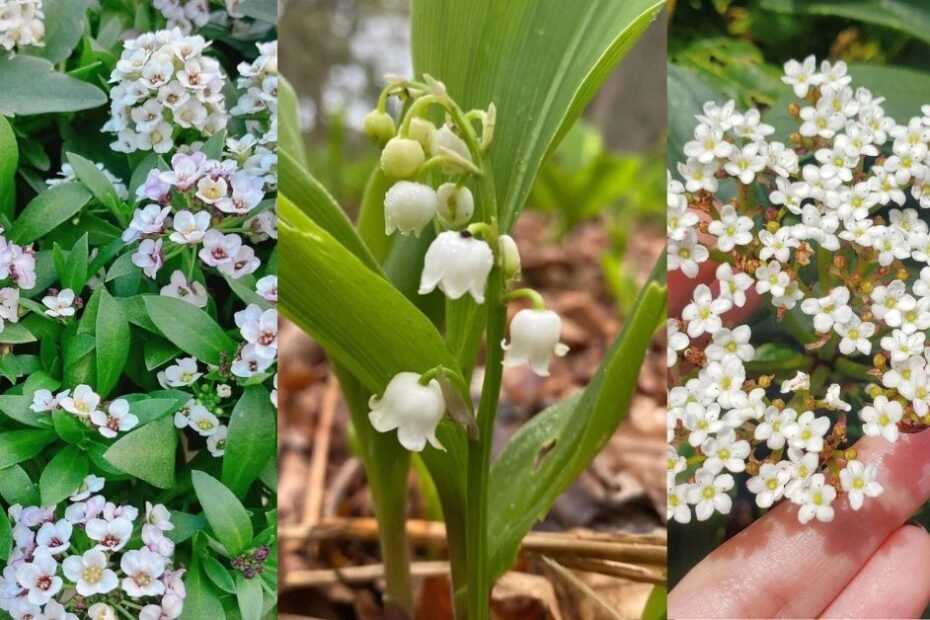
xmin=24 ymin=0 xmax=91 ymax=63
xmin=144 ymin=338 xmax=183 ymax=371
xmin=0 ymin=394 xmax=42 ymax=427
xmin=280 ymin=150 xmax=381 ymax=273
xmin=96 ymin=288 xmax=130 ymax=396
xmin=0 ymin=465 xmax=39 ymax=506
xmin=641 ymin=585 xmax=667 ymax=620
xmin=143 ymin=296 xmax=236 ymax=365
xmin=39 ymin=445 xmax=88 ymax=506
xmin=191 ymin=470 xmax=253 ymax=556
xmin=0 ymin=430 xmax=56 ymax=469
xmin=8 ymin=182 xmax=93 ymax=244
xmin=0 ymin=116 xmax=17 ymax=219
xmin=667 ymin=64 xmax=722 ymax=169
xmin=487 ymin=257 xmax=666 ymax=580
xmin=279 ymin=77 xmax=307 ymax=167
xmin=103 ymin=416 xmax=177 ymax=488
xmin=235 ymin=574 xmax=263 ymax=620
xmin=411 ymin=0 xmax=663 ymax=229
xmin=66 ymin=152 xmax=123 ymax=215
xmin=236 ymin=0 xmax=276 ymax=22
xmin=52 ymin=410 xmax=87 ymax=443
xmin=222 ymin=386 xmax=276 ymax=497
xmin=0 ymin=55 xmax=107 ymax=116
xmin=57 ymin=234 xmax=90 ymax=293
xmin=0 ymin=509 xmax=9 ymax=561
xmin=0 ymin=323 xmax=36 ymax=344
xmin=760 ymin=0 xmax=930 ymax=44
xmin=279 ymin=197 xmax=460 ymax=395
xmin=203 ymin=555 xmax=236 ymax=594
xmin=179 ymin=558 xmax=227 ymax=620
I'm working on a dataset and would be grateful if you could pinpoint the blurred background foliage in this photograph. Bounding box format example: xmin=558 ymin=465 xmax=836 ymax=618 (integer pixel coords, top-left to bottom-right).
xmin=668 ymin=0 xmax=930 ymax=600
xmin=279 ymin=0 xmax=666 ymax=316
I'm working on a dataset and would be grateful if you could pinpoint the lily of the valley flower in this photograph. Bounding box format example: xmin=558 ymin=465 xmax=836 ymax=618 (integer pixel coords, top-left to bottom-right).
xmin=502 ymin=308 xmax=568 ymax=376
xmin=384 ymin=181 xmax=438 ymax=236
xmin=368 ymin=372 xmax=446 ymax=452
xmin=419 ymin=231 xmax=493 ymax=303
xmin=435 ymin=183 xmax=474 ymax=229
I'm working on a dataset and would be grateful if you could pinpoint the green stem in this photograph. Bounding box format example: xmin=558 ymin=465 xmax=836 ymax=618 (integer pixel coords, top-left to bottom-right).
xmin=465 ymin=267 xmax=506 ymax=620
xmin=502 ymin=288 xmax=545 ymax=310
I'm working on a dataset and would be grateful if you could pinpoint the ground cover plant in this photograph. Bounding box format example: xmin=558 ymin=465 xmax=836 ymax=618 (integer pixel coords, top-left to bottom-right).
xmin=0 ymin=0 xmax=278 ymax=618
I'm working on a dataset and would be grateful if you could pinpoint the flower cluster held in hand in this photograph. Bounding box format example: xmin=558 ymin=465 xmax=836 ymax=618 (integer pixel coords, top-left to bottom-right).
xmin=0 ymin=477 xmax=183 ymax=619
xmin=663 ymin=57 xmax=930 ymax=525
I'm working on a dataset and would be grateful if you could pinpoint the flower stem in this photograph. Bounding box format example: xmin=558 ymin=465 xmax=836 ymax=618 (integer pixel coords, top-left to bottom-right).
xmin=465 ymin=267 xmax=506 ymax=620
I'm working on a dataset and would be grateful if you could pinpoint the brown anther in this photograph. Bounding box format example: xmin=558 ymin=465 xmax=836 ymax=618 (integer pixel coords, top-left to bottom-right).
xmin=788 ymin=102 xmax=801 ymax=117
xmin=758 ymin=375 xmax=772 ymax=388
xmin=683 ymin=347 xmax=707 ymax=367
xmin=772 ymin=399 xmax=786 ymax=410
xmin=833 ymin=255 xmax=847 ymax=270
xmin=873 ymin=353 xmax=887 ymax=369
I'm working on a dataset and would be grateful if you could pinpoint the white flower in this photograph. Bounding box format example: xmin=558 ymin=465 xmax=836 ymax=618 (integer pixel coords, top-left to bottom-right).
xmin=89 ymin=399 xmax=139 ymax=439
xmin=418 ymin=231 xmax=494 ymax=303
xmin=785 ymin=410 xmax=830 ymax=452
xmin=795 ymin=473 xmax=837 ymax=524
xmin=132 ymin=238 xmax=164 ymax=278
xmin=800 ymin=286 xmax=853 ymax=333
xmin=668 ymin=229 xmax=709 ymax=279
xmin=667 ymin=319 xmax=689 ymax=367
xmin=368 ymin=372 xmax=446 ymax=452
xmin=70 ymin=474 xmax=104 ymax=502
xmin=159 ymin=357 xmax=202 ymax=387
xmin=683 ymin=124 xmax=733 ymax=163
xmin=123 ymin=205 xmax=171 ymax=243
xmin=436 ymin=183 xmax=475 ymax=228
xmin=746 ymin=462 xmax=790 ymax=508
xmin=146 ymin=503 xmax=174 ymax=531
xmin=839 ymin=459 xmax=883 ymax=511
xmin=207 ymin=425 xmax=228 ymax=457
xmin=824 ymin=384 xmax=852 ymax=412
xmin=120 ymin=548 xmax=167 ymax=598
xmin=782 ymin=55 xmax=820 ymax=97
xmin=861 ymin=395 xmax=903 ymax=443
xmin=681 ymin=284 xmax=732 ymax=338
xmin=42 ymin=289 xmax=76 ymax=318
xmin=256 ymin=274 xmax=277 ymax=302
xmin=59 ymin=384 xmax=100 ymax=418
xmin=235 ymin=304 xmax=278 ymax=359
xmin=199 ymin=230 xmax=241 ymax=267
xmin=169 ymin=210 xmax=211 ymax=244
xmin=704 ymin=326 xmax=754 ymax=362
xmin=15 ymin=551 xmax=62 ymax=606
xmin=754 ymin=406 xmax=798 ymax=450
xmin=687 ymin=470 xmax=734 ymax=521
xmin=188 ymin=404 xmax=221 ymax=436
xmin=61 ymin=549 xmax=118 ymax=596
xmin=87 ymin=604 xmax=118 ymax=620
xmin=715 ymin=263 xmax=753 ymax=307
xmin=383 ymin=181 xmax=438 ymax=236
xmin=85 ymin=516 xmax=133 ymax=552
xmin=700 ymin=428 xmax=750 ymax=474
xmin=780 ymin=371 xmax=810 ymax=393
xmin=160 ymin=270 xmax=209 ymax=307
xmin=231 ymin=343 xmax=275 ymax=378
xmin=30 ymin=388 xmax=66 ymax=413
xmin=0 ymin=0 xmax=44 ymax=52
xmin=35 ymin=519 xmax=72 ymax=556
xmin=834 ymin=316 xmax=875 ymax=356
xmin=668 ymin=483 xmax=692 ymax=524
xmin=501 ymin=308 xmax=568 ymax=376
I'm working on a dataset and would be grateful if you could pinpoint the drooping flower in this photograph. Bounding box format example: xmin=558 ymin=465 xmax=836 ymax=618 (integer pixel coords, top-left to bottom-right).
xmin=501 ymin=308 xmax=569 ymax=376
xmin=418 ymin=231 xmax=493 ymax=303
xmin=368 ymin=372 xmax=446 ymax=452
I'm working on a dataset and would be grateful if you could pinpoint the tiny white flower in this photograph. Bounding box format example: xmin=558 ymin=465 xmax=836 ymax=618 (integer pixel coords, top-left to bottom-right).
xmin=384 ymin=181 xmax=438 ymax=236
xmin=61 ymin=549 xmax=118 ymax=596
xmin=780 ymin=371 xmax=810 ymax=394
xmin=668 ymin=483 xmax=692 ymax=524
xmin=15 ymin=551 xmax=62 ymax=606
xmin=368 ymin=372 xmax=446 ymax=452
xmin=120 ymin=548 xmax=167 ymax=598
xmin=85 ymin=516 xmax=133 ymax=552
xmin=207 ymin=424 xmax=228 ymax=457
xmin=59 ymin=384 xmax=101 ymax=418
xmin=681 ymin=284 xmax=732 ymax=338
xmin=501 ymin=308 xmax=568 ymax=376
xmin=89 ymin=399 xmax=139 ymax=439
xmin=700 ymin=428 xmax=750 ymax=474
xmin=861 ymin=395 xmax=903 ymax=443
xmin=160 ymin=270 xmax=209 ymax=307
xmin=418 ymin=231 xmax=494 ymax=303
xmin=188 ymin=404 xmax=221 ymax=436
xmin=839 ymin=459 xmax=883 ymax=511
xmin=42 ymin=289 xmax=76 ymax=318
xmin=746 ymin=462 xmax=790 ymax=509
xmin=687 ymin=470 xmax=734 ymax=521
xmin=795 ymin=473 xmax=837 ymax=524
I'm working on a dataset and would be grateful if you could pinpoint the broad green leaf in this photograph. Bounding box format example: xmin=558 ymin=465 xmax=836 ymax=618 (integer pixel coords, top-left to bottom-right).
xmin=356 ymin=167 xmax=394 ymax=263
xmin=39 ymin=445 xmax=88 ymax=506
xmin=0 ymin=323 xmax=36 ymax=344
xmin=52 ymin=410 xmax=87 ymax=443
xmin=236 ymin=0 xmax=276 ymax=22
xmin=0 ymin=510 xmax=9 ymax=561
xmin=279 ymin=196 xmax=459 ymax=395
xmin=0 ymin=55 xmax=107 ymax=116
xmin=179 ymin=558 xmax=227 ymax=620
xmin=66 ymin=152 xmax=123 ymax=216
xmin=96 ymin=288 xmax=130 ymax=396
xmin=235 ymin=574 xmax=263 ymax=620
xmin=222 ymin=386 xmax=276 ymax=497
xmin=143 ymin=296 xmax=236 ymax=365
xmin=487 ymin=257 xmax=666 ymax=580
xmin=0 ymin=430 xmax=56 ymax=469
xmin=191 ymin=470 xmax=253 ymax=556
xmin=203 ymin=555 xmax=236 ymax=594
xmin=0 ymin=116 xmax=16 ymax=218
xmin=279 ymin=76 xmax=307 ymax=167
xmin=8 ymin=182 xmax=93 ymax=244
xmin=144 ymin=338 xmax=183 ymax=371
xmin=0 ymin=465 xmax=39 ymax=506
xmin=641 ymin=585 xmax=667 ymax=620
xmin=103 ymin=416 xmax=177 ymax=488
xmin=280 ymin=150 xmax=381 ymax=273
xmin=760 ymin=0 xmax=930 ymax=44
xmin=56 ymin=234 xmax=90 ymax=293
xmin=411 ymin=0 xmax=663 ymax=229
xmin=24 ymin=0 xmax=91 ymax=63
xmin=0 ymin=395 xmax=42 ymax=427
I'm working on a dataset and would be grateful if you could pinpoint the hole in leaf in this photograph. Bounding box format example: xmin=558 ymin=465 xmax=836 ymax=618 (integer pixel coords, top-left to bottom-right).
xmin=532 ymin=438 xmax=557 ymax=471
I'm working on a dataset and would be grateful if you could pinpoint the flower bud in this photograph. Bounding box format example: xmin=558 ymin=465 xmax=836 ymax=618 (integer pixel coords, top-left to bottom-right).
xmin=408 ymin=117 xmax=436 ymax=150
xmin=384 ymin=181 xmax=438 ymax=236
xmin=380 ymin=137 xmax=425 ymax=179
xmin=430 ymin=124 xmax=472 ymax=173
xmin=436 ymin=183 xmax=474 ymax=229
xmin=368 ymin=372 xmax=446 ymax=452
xmin=498 ymin=234 xmax=521 ymax=281
xmin=363 ymin=110 xmax=396 ymax=147
xmin=419 ymin=231 xmax=494 ymax=303
xmin=502 ymin=308 xmax=569 ymax=376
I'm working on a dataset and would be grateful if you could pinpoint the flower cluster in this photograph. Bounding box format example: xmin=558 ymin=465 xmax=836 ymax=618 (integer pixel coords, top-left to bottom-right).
xmin=104 ymin=28 xmax=227 ymax=154
xmin=665 ymin=57 xmax=930 ymax=525
xmin=153 ymin=0 xmax=209 ymax=35
xmin=360 ymin=76 xmax=570 ymax=451
xmin=229 ymin=40 xmax=277 ymax=191
xmin=31 ymin=385 xmax=140 ymax=439
xmin=0 ymin=226 xmax=39 ymax=332
xmin=0 ymin=0 xmax=43 ymax=52
xmin=0 ymin=478 xmax=184 ymax=619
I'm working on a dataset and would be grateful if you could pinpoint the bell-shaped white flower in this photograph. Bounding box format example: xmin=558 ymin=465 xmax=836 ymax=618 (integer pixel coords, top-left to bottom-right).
xmin=502 ymin=308 xmax=569 ymax=376
xmin=384 ymin=181 xmax=438 ymax=236
xmin=436 ymin=183 xmax=474 ymax=228
xmin=368 ymin=372 xmax=446 ymax=452
xmin=419 ymin=231 xmax=494 ymax=303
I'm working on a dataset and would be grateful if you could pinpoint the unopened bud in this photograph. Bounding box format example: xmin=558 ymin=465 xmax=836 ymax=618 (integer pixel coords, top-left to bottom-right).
xmin=380 ymin=137 xmax=425 ymax=179
xmin=436 ymin=183 xmax=475 ymax=229
xmin=408 ymin=117 xmax=436 ymax=150
xmin=498 ymin=234 xmax=521 ymax=281
xmin=788 ymin=102 xmax=800 ymax=117
xmin=844 ymin=448 xmax=857 ymax=461
xmin=363 ymin=110 xmax=396 ymax=147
